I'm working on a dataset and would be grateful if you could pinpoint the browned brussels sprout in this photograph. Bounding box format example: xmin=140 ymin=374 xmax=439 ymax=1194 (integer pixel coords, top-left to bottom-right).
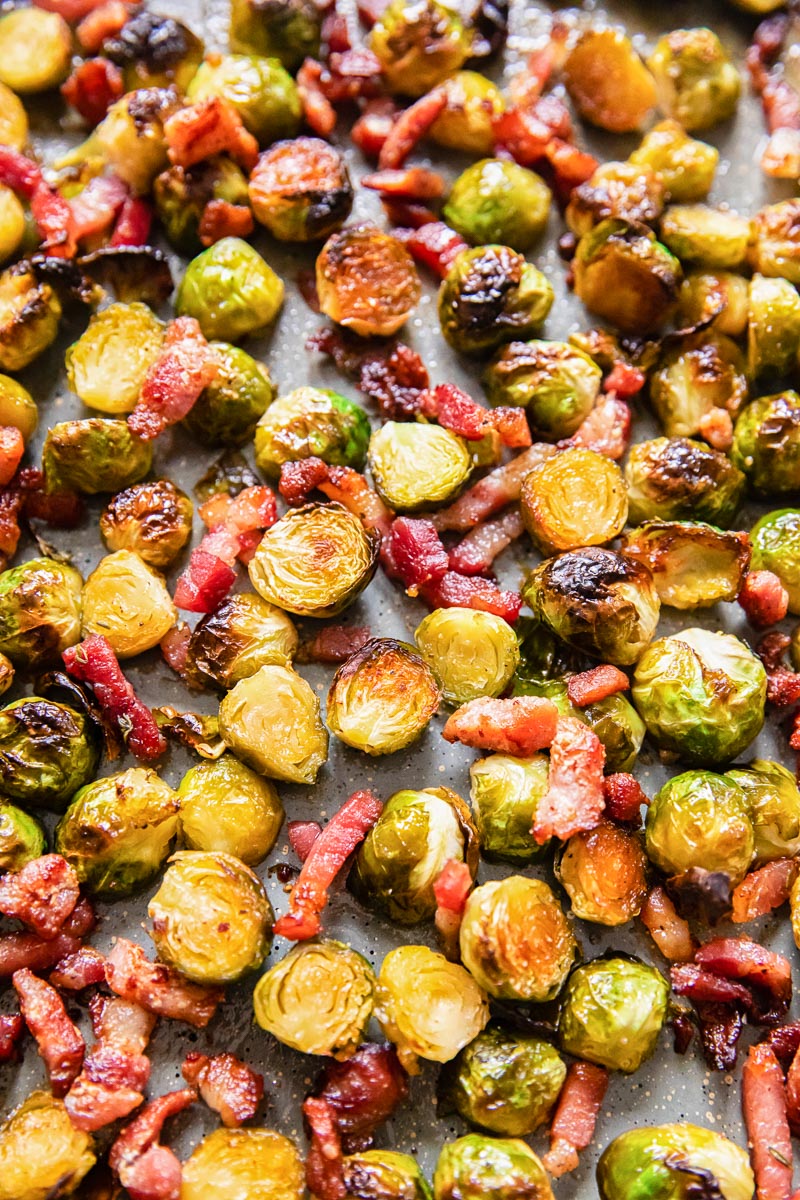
xmin=649 ymin=331 xmax=747 ymax=439
xmin=153 ymin=158 xmax=251 ymax=256
xmin=185 ymin=342 xmax=275 ymax=448
xmin=731 ymin=390 xmax=800 ymax=495
xmin=369 ymin=422 xmax=471 ymax=511
xmin=750 ymin=198 xmax=800 ymax=285
xmin=60 ymin=88 xmax=179 ymax=195
xmin=0 ymin=82 xmax=27 ymax=151
xmin=443 ymin=159 xmax=551 ymax=252
xmin=625 ymin=436 xmax=745 ymax=527
xmin=563 ymin=28 xmax=656 ymax=133
xmin=660 ymin=204 xmax=752 ymax=270
xmin=0 ymin=1091 xmax=95 ymax=1200
xmin=43 ymin=419 xmax=153 ymax=496
xmin=249 ymin=138 xmax=353 ymax=242
xmin=619 ymin=521 xmax=751 ymax=609
xmin=566 ymin=162 xmax=664 ymax=238
xmin=0 ymin=697 xmax=98 ymax=813
xmin=176 ymin=236 xmax=284 ymax=341
xmin=646 ymin=770 xmax=754 ymax=883
xmin=182 ymin=1128 xmax=304 ymax=1200
xmin=0 ymin=186 xmax=25 ymax=266
xmin=483 ymin=340 xmax=601 ymax=439
xmin=430 ymin=71 xmax=505 ymax=155
xmin=317 ymin=225 xmax=421 ymax=337
xmin=747 ymin=274 xmax=800 ymax=378
xmin=629 ymin=120 xmax=719 ymax=203
xmin=187 ymin=54 xmax=301 ymax=145
xmin=81 ymin=550 xmax=176 ymax=658
xmin=0 ymin=558 xmax=83 ymax=671
xmin=434 ymin=1135 xmax=553 ymax=1200
xmin=415 ymin=608 xmax=519 ymax=707
xmin=0 ymin=263 xmax=61 ymax=372
xmin=254 ymin=386 xmax=369 ymax=477
xmin=66 ymin=303 xmax=165 ymax=416
xmin=439 ymin=246 xmax=554 ymax=356
xmin=647 ymin=28 xmax=741 ymax=131
xmin=469 ymin=753 xmax=549 ymax=864
xmin=725 ymin=759 xmax=800 ymax=865
xmin=0 ymin=802 xmax=45 ymax=872
xmin=230 ymin=0 xmax=321 ymax=67
xmin=0 ymin=9 xmax=71 ymax=93
xmin=520 ymin=447 xmax=628 ymax=555
xmin=0 ymin=374 xmax=37 ymax=442
xmin=597 ymin=1124 xmax=754 ymax=1200
xmin=573 ymin=219 xmax=682 ymax=335
xmin=186 ymin=592 xmax=297 ymax=689
xmin=100 ymin=480 xmax=193 ymax=568
xmin=178 ymin=754 xmax=283 ymax=866
xmin=676 ymin=269 xmax=749 ymax=336
xmin=343 ymin=1150 xmax=432 ymax=1200
xmin=103 ymin=11 xmax=205 ymax=92
xmin=369 ymin=0 xmax=472 ymax=97
xmin=558 ymin=957 xmax=669 ymax=1073
xmin=555 ymin=822 xmax=648 ymax=926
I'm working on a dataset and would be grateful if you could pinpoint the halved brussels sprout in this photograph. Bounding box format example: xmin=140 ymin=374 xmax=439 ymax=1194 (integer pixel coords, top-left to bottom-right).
xmin=433 ymin=1135 xmax=553 ymax=1200
xmin=184 ymin=341 xmax=275 ymax=447
xmin=732 ymin=390 xmax=800 ymax=495
xmin=430 ymin=71 xmax=505 ymax=156
xmin=0 ymin=558 xmax=82 ymax=670
xmin=178 ymin=754 xmax=283 ymax=865
xmin=103 ymin=11 xmax=204 ymax=92
xmin=750 ymin=198 xmax=800 ymax=285
xmin=343 ymin=1150 xmax=432 ymax=1200
xmin=660 ymin=205 xmax=752 ymax=270
xmin=376 ymin=944 xmax=489 ymax=1071
xmin=350 ymin=786 xmax=478 ymax=924
xmin=460 ymin=877 xmax=577 ymax=1002
xmin=100 ymin=480 xmax=193 ymax=568
xmin=55 ymin=766 xmax=179 ymax=897
xmin=750 ymin=508 xmax=800 ymax=613
xmin=520 ymin=447 xmax=628 ymax=555
xmin=629 ymin=120 xmax=719 ymax=202
xmin=0 ymin=263 xmax=61 ymax=372
xmin=632 ymin=628 xmax=766 ymax=766
xmin=443 ymin=160 xmax=551 ymax=252
xmin=218 ymin=663 xmax=328 ymax=784
xmin=469 ymin=754 xmax=549 ymax=864
xmin=43 ymin=419 xmax=153 ymax=496
xmin=249 ymin=138 xmax=353 ymax=242
xmin=0 ymin=374 xmax=37 ymax=442
xmin=0 ymin=185 xmax=24 ymax=265
xmin=249 ymin=503 xmax=378 ymax=617
xmin=597 ymin=1124 xmax=754 ymax=1200
xmin=182 ymin=1127 xmax=304 ymax=1200
xmin=61 ymin=89 xmax=179 ymax=195
xmin=149 ymin=849 xmax=273 ymax=984
xmin=254 ymin=940 xmax=375 ymax=1058
xmin=725 ymin=759 xmax=800 ymax=865
xmin=579 ymin=692 xmax=646 ymax=774
xmin=0 ymin=82 xmax=27 ymax=151
xmin=176 ymin=236 xmax=284 ymax=341
xmin=0 ymin=697 xmax=98 ymax=813
xmin=747 ymin=275 xmax=800 ymax=378
xmin=0 ymin=8 xmax=70 ymax=93
xmin=648 ymin=331 xmax=748 ymax=439
xmin=562 ymin=28 xmax=656 ymax=133
xmin=676 ymin=269 xmax=750 ymax=336
xmin=368 ymin=422 xmax=470 ymax=511
xmin=625 ymin=436 xmax=745 ymax=527
xmin=566 ymin=161 xmax=665 ymax=238
xmin=0 ymin=651 xmax=13 ymax=699
xmin=81 ymin=550 xmax=176 ymax=658
xmin=317 ymin=225 xmax=421 ymax=337
xmin=368 ymin=0 xmax=472 ymax=97
xmin=186 ymin=592 xmax=298 ymax=689
xmin=254 ymin=386 xmax=369 ymax=476
xmin=442 ymin=1025 xmax=566 ymax=1137
xmin=574 ymin=218 xmax=682 ymax=335
xmin=327 ymin=638 xmax=441 ymax=756
xmin=0 ymin=1091 xmax=95 ymax=1200
xmin=230 ymin=0 xmax=321 ymax=66
xmin=559 ymin=957 xmax=669 ymax=1073
xmin=483 ymin=340 xmax=601 ymax=439
xmin=187 ymin=54 xmax=301 ymax=144
xmin=154 ymin=157 xmax=251 ymax=257
xmin=648 ymin=28 xmax=741 ymax=131
xmin=619 ymin=521 xmax=750 ymax=609
xmin=556 ymin=822 xmax=648 ymax=926
xmin=0 ymin=802 xmax=46 ymax=872
xmin=439 ymin=246 xmax=554 ymax=356
xmin=646 ymin=769 xmax=754 ymax=883
xmin=415 ymin=608 xmax=519 ymax=707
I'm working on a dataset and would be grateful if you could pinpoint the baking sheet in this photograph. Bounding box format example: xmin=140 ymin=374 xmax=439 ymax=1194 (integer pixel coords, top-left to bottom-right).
xmin=1 ymin=1 xmax=798 ymax=1194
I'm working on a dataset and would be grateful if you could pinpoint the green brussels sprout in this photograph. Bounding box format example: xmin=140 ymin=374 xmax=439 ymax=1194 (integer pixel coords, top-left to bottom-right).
xmin=562 ymin=27 xmax=656 ymax=134
xmin=648 ymin=332 xmax=748 ymax=439
xmin=619 ymin=521 xmax=751 ymax=609
xmin=633 ymin=628 xmax=767 ymax=766
xmin=343 ymin=1150 xmax=432 ymax=1200
xmin=646 ymin=770 xmax=754 ymax=882
xmin=254 ymin=940 xmax=375 ymax=1058
xmin=254 ymin=386 xmax=369 ymax=476
xmin=433 ymin=1135 xmax=553 ymax=1200
xmin=430 ymin=71 xmax=505 ymax=156
xmin=176 ymin=236 xmax=284 ymax=341
xmin=677 ymin=268 xmax=750 ymax=337
xmin=219 ymin=663 xmax=328 ymax=784
xmin=186 ymin=592 xmax=298 ymax=689
xmin=443 ymin=160 xmax=551 ymax=253
xmin=0 ymin=558 xmax=82 ymax=670
xmin=625 ymin=436 xmax=745 ymax=527
xmin=376 ymin=944 xmax=489 ymax=1071
xmin=460 ymin=877 xmax=577 ymax=1002
xmin=184 ymin=342 xmax=275 ymax=447
xmin=439 ymin=246 xmax=554 ymax=356
xmin=629 ymin=120 xmax=719 ymax=202
xmin=102 ymin=11 xmax=204 ymax=92
xmin=0 ymin=263 xmax=61 ymax=372
xmin=573 ymin=219 xmax=682 ymax=335
xmin=660 ymin=205 xmax=752 ymax=270
xmin=0 ymin=697 xmax=98 ymax=814
xmin=0 ymin=373 xmax=37 ymax=442
xmin=647 ymin=29 xmax=741 ymax=131
xmin=579 ymin=692 xmax=646 ymax=774
xmin=520 ymin=447 xmax=628 ymax=556
xmin=751 ymin=508 xmax=800 ymax=613
xmin=43 ymin=419 xmax=153 ymax=496
xmin=597 ymin=1123 xmax=755 ymax=1200
xmin=100 ymin=479 xmax=193 ymax=569
xmin=81 ymin=549 xmax=176 ymax=659
xmin=0 ymin=802 xmax=46 ymax=872
xmin=0 ymin=185 xmax=27 ymax=267
xmin=317 ymin=225 xmax=421 ymax=338
xmin=149 ymin=849 xmax=273 ymax=984
xmin=747 ymin=275 xmax=800 ymax=378
xmin=249 ymin=503 xmax=378 ymax=617
xmin=230 ymin=0 xmax=321 ymax=66
xmin=483 ymin=340 xmax=601 ymax=438
xmin=249 ymin=137 xmax=353 ymax=242
xmin=559 ymin=957 xmax=668 ymax=1073
xmin=749 ymin=198 xmax=800 ymax=284
xmin=566 ymin=161 xmax=665 ymax=238
xmin=59 ymin=89 xmax=179 ymax=195
xmin=369 ymin=0 xmax=472 ymax=97
xmin=187 ymin=54 xmax=301 ymax=144
xmin=66 ymin=303 xmax=165 ymax=416
xmin=350 ymin=786 xmax=478 ymax=924
xmin=469 ymin=754 xmax=549 ymax=864
xmin=181 ymin=1127 xmax=304 ymax=1200
xmin=441 ymin=1026 xmax=566 ymax=1137
xmin=327 ymin=638 xmax=441 ymax=756
xmin=415 ymin=608 xmax=519 ymax=707
xmin=732 ymin=390 xmax=800 ymax=495
xmin=55 ymin=767 xmax=179 ymax=897
xmin=0 ymin=8 xmax=71 ymax=93
xmin=555 ymin=821 xmax=648 ymax=926
xmin=178 ymin=754 xmax=283 ymax=865
xmin=368 ymin=422 xmax=470 ymax=511
xmin=0 ymin=1091 xmax=96 ymax=1200
xmin=153 ymin=158 xmax=251 ymax=256
xmin=725 ymin=759 xmax=800 ymax=865
xmin=514 ymin=615 xmax=585 ymax=683
xmin=523 ymin=547 xmax=660 ymax=667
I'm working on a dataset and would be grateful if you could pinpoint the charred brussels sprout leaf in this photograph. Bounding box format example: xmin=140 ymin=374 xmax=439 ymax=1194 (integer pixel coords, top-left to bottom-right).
xmin=555 ymin=822 xmax=648 ymax=926
xmin=316 ymin=226 xmax=421 ymax=338
xmin=648 ymin=332 xmax=748 ymax=440
xmin=81 ymin=550 xmax=176 ymax=658
xmin=249 ymin=138 xmax=353 ymax=242
xmin=176 ymin=236 xmax=284 ymax=342
xmin=186 ymin=592 xmax=298 ymax=689
xmin=747 ymin=275 xmax=800 ymax=378
xmin=469 ymin=754 xmax=549 ymax=864
xmin=573 ymin=219 xmax=682 ymax=335
xmin=0 ymin=697 xmax=98 ymax=813
xmin=625 ymin=437 xmax=745 ymax=527
xmin=103 ymin=11 xmax=204 ymax=92
xmin=629 ymin=120 xmax=719 ymax=202
xmin=750 ymin=198 xmax=800 ymax=285
xmin=415 ymin=608 xmax=519 ymax=707
xmin=433 ymin=1135 xmax=553 ymax=1200
xmin=0 ymin=802 xmax=46 ymax=872
xmin=660 ymin=205 xmax=752 ymax=270
xmin=0 ymin=263 xmax=61 ymax=372
xmin=0 ymin=558 xmax=83 ymax=670
xmin=230 ymin=0 xmax=321 ymax=67
xmin=751 ymin=508 xmax=800 ymax=614
xmin=520 ymin=447 xmax=628 ymax=556
xmin=645 ymin=770 xmax=754 ymax=883
xmin=343 ymin=1150 xmax=432 ymax=1200
xmin=369 ymin=422 xmax=470 ymax=511
xmin=178 ymin=754 xmax=283 ymax=865
xmin=369 ymin=0 xmax=472 ymax=97
xmin=597 ymin=1123 xmax=754 ymax=1200
xmin=184 ymin=341 xmax=275 ymax=447
xmin=0 ymin=374 xmax=37 ymax=442
xmin=182 ymin=1127 xmax=304 ymax=1200
xmin=187 ymin=53 xmax=301 ymax=144
xmin=647 ymin=28 xmax=741 ymax=131
xmin=0 ymin=1091 xmax=95 ymax=1200
xmin=483 ymin=340 xmax=601 ymax=439
xmin=443 ymin=159 xmax=551 ymax=252
xmin=439 ymin=246 xmax=554 ymax=356
xmin=0 ymin=9 xmax=71 ymax=93
xmin=565 ymin=161 xmax=665 ymax=238
xmin=430 ymin=72 xmax=505 ymax=156
xmin=43 ymin=419 xmax=153 ymax=496
xmin=619 ymin=521 xmax=750 ymax=609
xmin=732 ymin=390 xmax=800 ymax=495
xmin=724 ymin=759 xmax=800 ymax=865
xmin=254 ymin=940 xmax=375 ymax=1058
xmin=100 ymin=480 xmax=193 ymax=569
xmin=254 ymin=386 xmax=370 ymax=476
xmin=558 ymin=957 xmax=669 ymax=1073
xmin=154 ymin=158 xmax=251 ymax=256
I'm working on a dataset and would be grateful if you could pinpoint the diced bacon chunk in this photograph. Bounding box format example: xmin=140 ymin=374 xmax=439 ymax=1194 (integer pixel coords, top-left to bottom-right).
xmin=733 ymin=860 xmax=799 ymax=925
xmin=109 ymin=1089 xmax=196 ymax=1200
xmin=13 ymin=968 xmax=85 ymax=1097
xmin=695 ymin=937 xmax=792 ymax=1015
xmin=742 ymin=1043 xmax=793 ymax=1200
xmin=543 ymin=1062 xmax=609 ymax=1178
xmin=288 ymin=821 xmax=322 ymax=862
xmin=670 ymin=964 xmax=754 ymax=1008
xmin=566 ymin=664 xmax=629 ymax=707
xmin=400 ymin=221 xmax=468 ymax=279
xmin=756 ymin=633 xmax=800 ymax=708
xmin=62 ymin=57 xmax=124 ymax=125
xmin=565 ymin=395 xmax=632 ymax=460
xmin=602 ymin=773 xmax=647 ymax=827
xmin=182 ymin=1051 xmax=264 ymax=1127
xmin=433 ymin=859 xmax=472 ymax=960
xmin=129 ymin=317 xmax=219 ymax=441
xmin=352 ymin=98 xmax=398 ymax=158
xmin=296 ymin=625 xmax=371 ymax=664
xmin=106 ymin=938 xmax=223 ymax=1028
xmin=380 ymin=517 xmax=449 ymax=591
xmin=448 ymin=509 xmax=525 ymax=576
xmin=76 ymin=0 xmax=130 ymax=51
xmin=378 ymin=87 xmax=448 ymax=169
xmin=786 ymin=1047 xmax=800 ymax=1137
xmin=740 ymin=571 xmax=790 ymax=629
xmin=443 ymin=696 xmax=559 ymax=757
xmin=0 ymin=898 xmax=96 ymax=978
xmin=165 ymin=97 xmax=259 ymax=172
xmin=310 ymin=1043 xmax=408 ymax=1153
xmin=533 ymin=716 xmax=606 ymax=844
xmin=0 ymin=854 xmax=79 ymax=939
xmin=63 ymin=635 xmax=166 ymax=762
xmin=362 ymin=167 xmax=445 ymax=199
xmin=50 ymin=945 xmax=107 ymax=991
xmin=0 ymin=1012 xmax=24 ymax=1061
xmin=69 ymin=173 xmax=128 ymax=240
xmin=110 ymin=195 xmax=153 ymax=246
xmin=173 ymin=550 xmax=237 ymax=614
xmin=432 ymin=444 xmax=556 ymax=532
xmin=639 ymin=886 xmax=695 ymax=962
xmin=419 ymin=571 xmax=522 ymax=622
xmin=304 ymin=1095 xmax=346 ymax=1200
xmin=66 ymin=995 xmax=156 ymax=1131
xmin=198 ymin=199 xmax=254 ymax=246
xmin=603 ymin=360 xmax=645 ymax=399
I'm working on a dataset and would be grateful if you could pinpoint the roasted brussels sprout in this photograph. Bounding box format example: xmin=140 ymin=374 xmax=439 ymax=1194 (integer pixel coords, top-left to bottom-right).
xmin=660 ymin=205 xmax=752 ymax=270
xmin=0 ymin=801 xmax=46 ymax=872
xmin=563 ymin=28 xmax=656 ymax=133
xmin=178 ymin=754 xmax=283 ymax=865
xmin=0 ymin=697 xmax=98 ymax=813
xmin=732 ymin=390 xmax=800 ymax=495
xmin=725 ymin=759 xmax=800 ymax=865
xmin=559 ymin=957 xmax=668 ymax=1073
xmin=376 ymin=945 xmax=489 ymax=1071
xmin=646 ymin=770 xmax=754 ymax=882
xmin=619 ymin=521 xmax=750 ymax=610
xmin=523 ymin=548 xmax=660 ymax=668
xmin=0 ymin=82 xmax=27 ymax=151
xmin=181 ymin=1127 xmax=304 ymax=1200
xmin=369 ymin=0 xmax=472 ymax=97
xmin=0 ymin=8 xmax=71 ymax=93
xmin=750 ymin=198 xmax=800 ymax=285
xmin=343 ymin=1150 xmax=432 ymax=1200
xmin=0 ymin=558 xmax=82 ymax=670
xmin=460 ymin=877 xmax=576 ymax=1002
xmin=66 ymin=303 xmax=164 ymax=416
xmin=254 ymin=386 xmax=369 ymax=476
xmin=433 ymin=1135 xmax=553 ymax=1200
xmin=153 ymin=158 xmax=251 ymax=256
xmin=649 ymin=331 xmax=747 ymax=440
xmin=430 ymin=71 xmax=505 ymax=156
xmin=556 ymin=822 xmax=648 ymax=926
xmin=43 ymin=419 xmax=153 ymax=496
xmin=103 ymin=11 xmax=204 ymax=92
xmin=317 ymin=226 xmax=421 ymax=337
xmin=579 ymin=692 xmax=646 ymax=774
xmin=597 ymin=1123 xmax=754 ymax=1200
xmin=0 ymin=185 xmax=24 ymax=266
xmin=219 ymin=663 xmax=328 ymax=783
xmin=676 ymin=269 xmax=750 ymax=337
xmin=442 ymin=1026 xmax=566 ymax=1137
xmin=350 ymin=786 xmax=477 ymax=924
xmin=469 ymin=754 xmax=549 ymax=864
xmin=573 ymin=219 xmax=682 ymax=335
xmin=81 ymin=550 xmax=176 ymax=658
xmin=0 ymin=263 xmax=61 ymax=372
xmin=62 ymin=88 xmax=179 ymax=195
xmin=483 ymin=340 xmax=601 ymax=439
xmin=629 ymin=120 xmax=719 ymax=202
xmin=648 ymin=28 xmax=741 ymax=131
xmin=368 ymin=422 xmax=470 ymax=511
xmin=249 ymin=503 xmax=378 ymax=617
xmin=415 ymin=608 xmax=519 ymax=707
xmin=750 ymin=508 xmax=800 ymax=613
xmin=230 ymin=0 xmax=321 ymax=66
xmin=443 ymin=160 xmax=551 ymax=253
xmin=100 ymin=480 xmax=193 ymax=568
xmin=327 ymin=639 xmax=441 ymax=756
xmin=249 ymin=138 xmax=353 ymax=242
xmin=0 ymin=374 xmax=37 ymax=442
xmin=625 ymin=436 xmax=745 ymax=527
xmin=187 ymin=53 xmax=301 ymax=144
xmin=439 ymin=246 xmax=554 ymax=356
xmin=566 ymin=161 xmax=665 ymax=238
xmin=0 ymin=1091 xmax=95 ymax=1200
xmin=176 ymin=236 xmax=284 ymax=341
xmin=520 ymin=447 xmax=628 ymax=556
xmin=187 ymin=592 xmax=297 ymax=689
xmin=633 ymin=628 xmax=766 ymax=766
xmin=254 ymin=940 xmax=375 ymax=1058
xmin=747 ymin=275 xmax=800 ymax=378
xmin=184 ymin=341 xmax=275 ymax=447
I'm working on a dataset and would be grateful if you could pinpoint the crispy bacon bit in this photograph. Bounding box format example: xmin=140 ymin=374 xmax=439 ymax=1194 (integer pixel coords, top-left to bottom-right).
xmin=443 ymin=696 xmax=559 ymax=757
xmin=742 ymin=1043 xmax=793 ymax=1200
xmin=740 ymin=572 xmax=790 ymax=629
xmin=639 ymin=886 xmax=695 ymax=963
xmin=129 ymin=317 xmax=219 ymax=441
xmin=63 ymin=635 xmax=166 ymax=762
xmin=567 ymin=664 xmax=629 ymax=708
xmin=0 ymin=146 xmax=42 ymax=197
xmin=433 ymin=444 xmax=556 ymax=532
xmin=419 ymin=571 xmax=523 ymax=622
xmin=110 ymin=195 xmax=153 ymax=247
xmin=279 ymin=457 xmax=333 ymax=506
xmin=400 ymin=220 xmax=468 ymax=279
xmin=765 ymin=1023 xmax=800 ymax=1070
xmin=378 ymin=87 xmax=448 ymax=169
xmin=182 ymin=1051 xmax=263 ymax=1127
xmin=0 ymin=1012 xmax=24 ymax=1061
xmin=603 ymin=360 xmax=645 ymax=400
xmin=106 ymin=938 xmax=223 ymax=1028
xmin=695 ymin=937 xmax=792 ymax=1019
xmin=18 ymin=465 xmax=85 ymax=529
xmin=533 ymin=716 xmax=605 ymax=845
xmin=30 ymin=181 xmax=77 ymax=257
xmin=602 ymin=773 xmax=647 ymax=827
xmin=76 ymin=0 xmax=131 ymax=51
xmin=748 ymin=13 xmax=800 ymax=179
xmin=671 ymin=1011 xmax=695 ymax=1055
xmin=173 ymin=550 xmax=237 ymax=614
xmin=198 ymin=199 xmax=254 ymax=246
xmin=288 ymin=821 xmax=322 ymax=863
xmin=697 ymin=1003 xmax=744 ymax=1072
xmin=278 ymin=456 xmax=393 ymax=537
xmin=421 ymin=382 xmax=531 ymax=449
xmin=787 ymin=1048 xmax=800 ymax=1138
xmin=69 ymin=173 xmax=128 ymax=241
xmin=362 ymin=166 xmax=445 ymax=199
xmin=564 ymin=395 xmax=632 ymax=460
xmin=296 ymin=625 xmax=371 ymax=664
xmin=62 ymin=57 xmax=124 ymax=125
xmin=310 ymin=1044 xmax=408 ymax=1153
xmin=34 ymin=0 xmax=119 ymax=20
xmin=66 ymin=995 xmax=155 ymax=1132
xmin=304 ymin=1095 xmax=346 ymax=1200
xmin=433 ymin=859 xmax=472 ymax=960
xmin=0 ymin=489 xmax=23 ymax=567
xmin=756 ymin=633 xmax=800 ymax=708
xmin=297 ymin=58 xmax=337 ymax=136
xmin=165 ymin=98 xmax=258 ymax=172
xmin=668 ymin=868 xmax=732 ymax=926
xmin=383 ymin=197 xmax=439 ymax=229
xmin=733 ymin=860 xmax=799 ymax=925
xmin=543 ymin=1061 xmax=609 ymax=1179
xmin=381 ymin=516 xmax=449 ymax=592
xmin=110 ymin=1089 xmax=196 ymax=1200
xmin=697 ymin=407 xmax=734 ymax=452
xmin=0 ymin=897 xmax=96 ymax=978
xmin=13 ymin=968 xmax=85 ymax=1097
xmin=160 ymin=623 xmax=191 ymax=677
xmin=448 ymin=509 xmax=525 ymax=577
xmin=358 ymin=343 xmax=429 ymax=419
xmin=670 ymin=964 xmax=755 ymax=1009
xmin=50 ymin=945 xmax=108 ymax=991
xmin=0 ymin=853 xmax=79 ymax=939
xmin=273 ymin=790 xmax=383 ymax=941
xmin=352 ymin=98 xmax=398 ymax=158
xmin=198 ymin=485 xmax=277 ymax=564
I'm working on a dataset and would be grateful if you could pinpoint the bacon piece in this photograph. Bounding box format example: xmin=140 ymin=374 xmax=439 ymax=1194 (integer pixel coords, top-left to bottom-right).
xmin=757 ymin=633 xmax=800 ymax=708
xmin=296 ymin=625 xmax=371 ymax=664
xmin=34 ymin=0 xmax=116 ymax=19
xmin=31 ymin=181 xmax=77 ymax=257
xmin=106 ymin=938 xmax=223 ymax=1028
xmin=671 ymin=964 xmax=754 ymax=1008
xmin=432 ymin=443 xmax=556 ymax=531
xmin=273 ymin=790 xmax=383 ymax=941
xmin=0 ymin=427 xmax=23 ymax=489
xmin=66 ymin=995 xmax=155 ymax=1131
xmin=76 ymin=0 xmax=130 ymax=50
xmin=379 ymin=87 xmax=448 ymax=169
xmin=110 ymin=195 xmax=153 ymax=246
xmin=421 ymin=382 xmax=532 ymax=448
xmin=322 ymin=465 xmax=393 ymax=538
xmin=0 ymin=853 xmax=79 ymax=939
xmin=279 ymin=457 xmax=334 ymax=506
xmin=69 ymin=173 xmax=128 ymax=240
xmin=695 ymin=937 xmax=792 ymax=1021
xmin=733 ymin=860 xmax=799 ymax=925
xmin=182 ymin=1052 xmax=263 ymax=1127
xmin=311 ymin=1044 xmax=408 ymax=1153
xmin=697 ymin=407 xmax=733 ymax=452
xmin=62 ymin=57 xmax=123 ymax=125
xmin=400 ymin=220 xmax=467 ymax=279
xmin=639 ymin=886 xmax=695 ymax=962
xmin=380 ymin=516 xmax=449 ymax=591
xmin=63 ymin=635 xmax=166 ymax=761
xmin=765 ymin=1023 xmax=800 ymax=1070
xmin=352 ymin=98 xmax=398 ymax=158
xmin=298 ymin=58 xmax=337 ymax=136
xmin=165 ymin=98 xmax=258 ymax=172
xmin=603 ymin=360 xmax=645 ymax=400
xmin=603 ymin=773 xmax=647 ymax=827
xmin=0 ymin=488 xmax=23 ymax=567
xmin=669 ymin=868 xmax=733 ymax=927
xmin=173 ymin=550 xmax=237 ymax=614
xmin=0 ymin=1012 xmax=23 ymax=1061
xmin=198 ymin=198 xmax=254 ymax=246
xmin=288 ymin=821 xmax=322 ymax=863
xmin=448 ymin=509 xmax=526 ymax=576
xmin=13 ymin=968 xmax=85 ymax=1096
xmin=304 ymin=1095 xmax=346 ymax=1200
xmin=787 ymin=1048 xmax=800 ymax=1136
xmin=533 ymin=716 xmax=605 ymax=845
xmin=740 ymin=571 xmax=790 ymax=629
xmin=0 ymin=146 xmax=41 ymax=197
xmin=433 ymin=859 xmax=472 ymax=960
xmin=50 ymin=945 xmax=107 ymax=991
xmin=362 ymin=166 xmax=445 ymax=199
xmin=0 ymin=897 xmax=95 ymax=978
xmin=543 ymin=1062 xmax=609 ymax=1179
xmin=129 ymin=317 xmax=219 ymax=441
xmin=443 ymin=696 xmax=559 ymax=757
xmin=110 ymin=1089 xmax=196 ymax=1200
xmin=697 ymin=1003 xmax=743 ymax=1071
xmin=419 ymin=570 xmax=523 ymax=622
xmin=160 ymin=623 xmax=191 ymax=677
xmin=565 ymin=395 xmax=632 ymax=460
xmin=566 ymin=664 xmax=629 ymax=707
xmin=743 ymin=1043 xmax=793 ymax=1200
xmin=358 ymin=342 xmax=429 ymax=418
xmin=197 ymin=485 xmax=277 ymax=565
